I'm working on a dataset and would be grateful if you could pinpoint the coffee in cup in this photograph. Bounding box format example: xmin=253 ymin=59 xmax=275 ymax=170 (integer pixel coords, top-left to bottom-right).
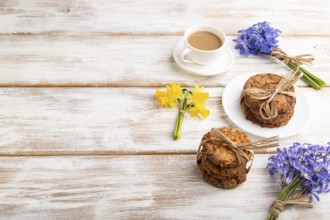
xmin=179 ymin=25 xmax=226 ymax=65
xmin=187 ymin=31 xmax=222 ymax=51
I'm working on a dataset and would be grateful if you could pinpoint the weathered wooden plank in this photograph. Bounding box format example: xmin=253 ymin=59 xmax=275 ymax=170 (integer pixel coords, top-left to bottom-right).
xmin=0 ymin=155 xmax=329 ymax=219
xmin=0 ymin=87 xmax=329 ymax=155
xmin=0 ymin=0 xmax=329 ymax=36
xmin=0 ymin=35 xmax=329 ymax=87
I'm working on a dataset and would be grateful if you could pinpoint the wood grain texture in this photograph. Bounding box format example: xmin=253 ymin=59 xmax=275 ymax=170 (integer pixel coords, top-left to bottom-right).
xmin=0 ymin=155 xmax=329 ymax=220
xmin=1 ymin=1 xmax=330 ymax=219
xmin=0 ymin=35 xmax=329 ymax=87
xmin=0 ymin=87 xmax=329 ymax=155
xmin=0 ymin=0 xmax=329 ymax=36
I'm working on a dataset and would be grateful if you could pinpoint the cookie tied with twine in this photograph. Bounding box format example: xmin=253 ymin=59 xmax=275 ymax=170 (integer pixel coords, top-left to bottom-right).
xmin=197 ymin=128 xmax=278 ymax=189
xmin=240 ymin=70 xmax=301 ymax=128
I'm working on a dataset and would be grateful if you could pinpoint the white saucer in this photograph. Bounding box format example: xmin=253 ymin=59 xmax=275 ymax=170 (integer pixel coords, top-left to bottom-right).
xmin=172 ymin=40 xmax=234 ymax=76
xmin=222 ymin=73 xmax=310 ymax=138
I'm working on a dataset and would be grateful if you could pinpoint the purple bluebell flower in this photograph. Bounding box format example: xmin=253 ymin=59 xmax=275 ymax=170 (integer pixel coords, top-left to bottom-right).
xmin=233 ymin=21 xmax=281 ymax=56
xmin=234 ymin=21 xmax=326 ymax=90
xmin=233 ymin=34 xmax=249 ymax=56
xmin=267 ymin=142 xmax=330 ymax=202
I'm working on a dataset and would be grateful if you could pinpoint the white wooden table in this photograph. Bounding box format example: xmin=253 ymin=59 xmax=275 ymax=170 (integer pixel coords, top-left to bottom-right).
xmin=0 ymin=1 xmax=330 ymax=219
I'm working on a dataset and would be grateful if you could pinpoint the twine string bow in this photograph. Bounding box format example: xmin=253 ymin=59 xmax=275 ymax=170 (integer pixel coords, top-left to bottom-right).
xmin=197 ymin=128 xmax=279 ymax=168
xmin=240 ymin=69 xmax=303 ymax=120
xmin=271 ymin=48 xmax=314 ymax=66
xmin=270 ymin=190 xmax=313 ymax=219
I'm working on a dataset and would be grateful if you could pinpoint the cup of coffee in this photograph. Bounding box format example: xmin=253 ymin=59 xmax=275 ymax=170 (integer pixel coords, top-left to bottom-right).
xmin=179 ymin=25 xmax=226 ymax=65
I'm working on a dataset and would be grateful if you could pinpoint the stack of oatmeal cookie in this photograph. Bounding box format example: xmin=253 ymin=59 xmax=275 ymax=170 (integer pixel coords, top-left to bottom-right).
xmin=197 ymin=128 xmax=253 ymax=189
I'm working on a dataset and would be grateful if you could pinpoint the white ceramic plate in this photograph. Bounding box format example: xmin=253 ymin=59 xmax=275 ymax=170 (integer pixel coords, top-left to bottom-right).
xmin=222 ymin=73 xmax=310 ymax=138
xmin=172 ymin=39 xmax=234 ymax=76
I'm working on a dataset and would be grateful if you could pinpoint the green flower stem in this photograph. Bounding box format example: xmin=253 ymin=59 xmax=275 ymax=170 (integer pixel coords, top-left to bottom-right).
xmin=173 ymin=92 xmax=188 ymax=140
xmin=266 ymin=175 xmax=302 ymax=220
xmin=173 ymin=111 xmax=184 ymax=140
xmin=286 ymin=60 xmax=326 ymax=90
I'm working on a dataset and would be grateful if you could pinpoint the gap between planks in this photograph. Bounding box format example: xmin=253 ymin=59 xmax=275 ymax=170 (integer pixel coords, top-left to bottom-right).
xmin=2 ymin=32 xmax=330 ymax=38
xmin=0 ymin=151 xmax=198 ymax=157
xmin=0 ymin=151 xmax=274 ymax=157
xmin=0 ymin=84 xmax=324 ymax=88
xmin=0 ymin=83 xmax=225 ymax=88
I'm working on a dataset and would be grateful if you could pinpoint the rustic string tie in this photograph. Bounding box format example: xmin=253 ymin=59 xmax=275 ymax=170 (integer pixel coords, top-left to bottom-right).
xmin=179 ymin=109 xmax=186 ymax=115
xmin=197 ymin=128 xmax=279 ymax=169
xmin=271 ymin=48 xmax=314 ymax=66
xmin=240 ymin=69 xmax=303 ymax=120
xmin=270 ymin=191 xmax=313 ymax=219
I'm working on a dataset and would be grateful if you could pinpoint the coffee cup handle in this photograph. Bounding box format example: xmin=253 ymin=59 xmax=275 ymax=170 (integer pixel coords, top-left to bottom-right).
xmin=179 ymin=48 xmax=194 ymax=64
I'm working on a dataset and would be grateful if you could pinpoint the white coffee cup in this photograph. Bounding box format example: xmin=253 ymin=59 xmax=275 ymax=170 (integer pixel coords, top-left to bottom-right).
xmin=179 ymin=25 xmax=226 ymax=65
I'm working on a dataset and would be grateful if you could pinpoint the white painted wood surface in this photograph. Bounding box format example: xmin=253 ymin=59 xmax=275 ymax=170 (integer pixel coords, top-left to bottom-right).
xmin=0 ymin=0 xmax=330 ymax=219
xmin=0 ymin=155 xmax=329 ymax=220
xmin=0 ymin=35 xmax=328 ymax=87
xmin=0 ymin=0 xmax=329 ymax=36
xmin=0 ymin=87 xmax=329 ymax=155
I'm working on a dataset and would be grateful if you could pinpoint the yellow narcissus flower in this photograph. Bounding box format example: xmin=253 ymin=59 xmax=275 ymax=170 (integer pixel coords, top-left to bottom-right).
xmin=155 ymin=83 xmax=210 ymax=140
xmin=189 ymin=103 xmax=210 ymax=119
xmin=155 ymin=83 xmax=183 ymax=108
xmin=191 ymin=85 xmax=209 ymax=105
